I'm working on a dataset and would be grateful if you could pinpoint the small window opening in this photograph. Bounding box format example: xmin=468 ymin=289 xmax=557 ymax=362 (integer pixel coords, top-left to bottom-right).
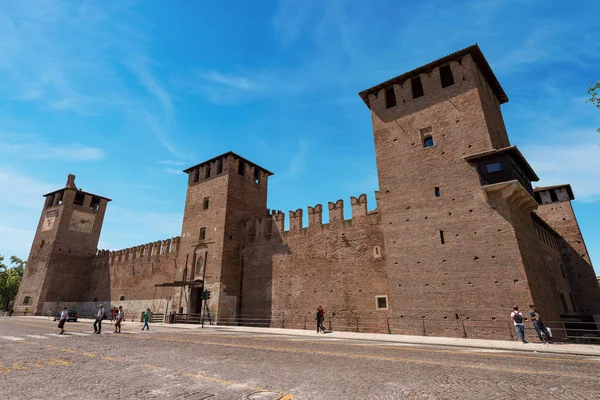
xmin=373 ymin=246 xmax=382 ymax=258
xmin=193 ymin=168 xmax=199 ymax=183
xmin=90 ymin=196 xmax=101 ymax=211
xmin=423 ymin=136 xmax=434 ymax=148
xmin=203 ymin=197 xmax=210 ymax=210
xmin=93 ymin=297 xmax=98 ymax=302
xmin=550 ymin=190 xmax=558 ymax=202
xmin=23 ymin=296 xmax=30 ymax=305
xmin=254 ymin=168 xmax=260 ymax=184
xmin=238 ymin=161 xmax=244 ymax=176
xmin=73 ymin=192 xmax=85 ymax=206
xmin=376 ymin=296 xmax=388 ymax=309
xmin=439 ymin=230 xmax=445 ymax=244
xmin=200 ymin=227 xmax=206 ymax=240
xmin=204 ymin=164 xmax=211 ymax=179
xmin=455 ymin=313 xmax=459 ymax=320
xmin=439 ymin=65 xmax=455 ymax=88
xmin=434 ymin=187 xmax=440 ymax=197
xmin=216 ymin=159 xmax=223 ymax=175
xmin=385 ymin=87 xmax=396 ymax=108
xmin=411 ymin=77 xmax=424 ymax=99
xmin=120 ymin=295 xmax=125 ymax=301
xmin=486 ymin=162 xmax=502 ymax=173
xmin=40 ymin=240 xmax=45 ymax=248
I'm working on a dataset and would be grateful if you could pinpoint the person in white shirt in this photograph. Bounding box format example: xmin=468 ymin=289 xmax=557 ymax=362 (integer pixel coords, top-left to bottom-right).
xmin=93 ymin=304 xmax=105 ymax=334
xmin=114 ymin=306 xmax=124 ymax=333
xmin=510 ymin=305 xmax=527 ymax=343
xmin=58 ymin=306 xmax=68 ymax=334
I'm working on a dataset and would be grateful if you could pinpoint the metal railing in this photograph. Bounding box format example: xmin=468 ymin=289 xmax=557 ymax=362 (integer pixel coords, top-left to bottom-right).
xmin=163 ymin=313 xmax=600 ymax=343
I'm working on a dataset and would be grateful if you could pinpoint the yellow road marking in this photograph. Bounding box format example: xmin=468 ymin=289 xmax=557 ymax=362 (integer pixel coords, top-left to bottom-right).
xmin=60 ymin=348 xmax=74 ymax=353
xmin=83 ymin=353 xmax=96 ymax=357
xmin=143 ymin=365 xmax=160 ymax=369
xmin=46 ymin=345 xmax=57 ymax=349
xmin=139 ymin=336 xmax=599 ymax=380
xmin=183 ymin=373 xmax=293 ymax=398
xmin=104 ymin=357 xmax=119 ymax=362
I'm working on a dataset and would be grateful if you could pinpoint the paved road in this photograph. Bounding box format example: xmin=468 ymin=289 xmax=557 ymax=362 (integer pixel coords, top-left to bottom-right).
xmin=1 ymin=317 xmax=599 ymax=399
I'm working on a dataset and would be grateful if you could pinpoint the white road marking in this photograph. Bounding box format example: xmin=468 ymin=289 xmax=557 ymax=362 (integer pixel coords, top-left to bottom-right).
xmin=1 ymin=336 xmax=25 ymax=341
xmin=25 ymin=335 xmax=48 ymax=339
xmin=46 ymin=333 xmax=67 ymax=337
xmin=67 ymin=332 xmax=91 ymax=336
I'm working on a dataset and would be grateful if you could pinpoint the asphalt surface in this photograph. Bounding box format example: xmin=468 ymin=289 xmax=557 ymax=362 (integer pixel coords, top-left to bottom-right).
xmin=1 ymin=317 xmax=599 ymax=399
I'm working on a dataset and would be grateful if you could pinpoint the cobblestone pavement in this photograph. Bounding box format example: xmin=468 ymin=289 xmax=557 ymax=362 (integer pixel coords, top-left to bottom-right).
xmin=1 ymin=317 xmax=600 ymax=399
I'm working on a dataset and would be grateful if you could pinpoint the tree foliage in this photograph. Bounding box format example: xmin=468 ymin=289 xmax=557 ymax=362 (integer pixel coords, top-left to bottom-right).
xmin=0 ymin=255 xmax=26 ymax=310
xmin=587 ymin=80 xmax=600 ymax=133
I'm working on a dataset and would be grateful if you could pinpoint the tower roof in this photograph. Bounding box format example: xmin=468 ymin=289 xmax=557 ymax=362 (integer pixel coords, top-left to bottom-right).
xmin=358 ymin=44 xmax=508 ymax=108
xmin=43 ymin=174 xmax=112 ymax=201
xmin=464 ymin=145 xmax=539 ymax=181
xmin=533 ymin=184 xmax=575 ymax=200
xmin=183 ymin=151 xmax=274 ymax=176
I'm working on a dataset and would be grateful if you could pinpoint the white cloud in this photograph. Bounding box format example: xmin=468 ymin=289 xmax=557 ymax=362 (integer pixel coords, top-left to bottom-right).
xmin=0 ymin=139 xmax=105 ymax=161
xmin=159 ymin=160 xmax=187 ymax=166
xmin=163 ymin=168 xmax=182 ymax=175
xmin=271 ymin=0 xmax=316 ymax=47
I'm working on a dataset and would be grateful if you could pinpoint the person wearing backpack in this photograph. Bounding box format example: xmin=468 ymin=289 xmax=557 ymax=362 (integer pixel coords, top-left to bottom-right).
xmin=511 ymin=306 xmax=527 ymax=343
xmin=93 ymin=304 xmax=106 ymax=334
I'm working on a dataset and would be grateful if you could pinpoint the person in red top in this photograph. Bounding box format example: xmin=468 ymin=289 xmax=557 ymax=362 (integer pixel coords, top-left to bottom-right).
xmin=317 ymin=306 xmax=325 ymax=333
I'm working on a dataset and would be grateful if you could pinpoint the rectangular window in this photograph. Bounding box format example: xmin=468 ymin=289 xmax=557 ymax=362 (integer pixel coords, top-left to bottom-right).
xmin=90 ymin=196 xmax=101 ymax=211
xmin=486 ymin=162 xmax=502 ymax=173
xmin=385 ymin=87 xmax=396 ymax=108
xmin=440 ymin=230 xmax=445 ymax=244
xmin=23 ymin=296 xmax=30 ymax=305
xmin=238 ymin=161 xmax=244 ymax=176
xmin=254 ymin=168 xmax=260 ymax=184
xmin=439 ymin=65 xmax=455 ymax=88
xmin=199 ymin=227 xmax=206 ymax=240
xmin=73 ymin=192 xmax=85 ymax=206
xmin=434 ymin=187 xmax=440 ymax=197
xmin=193 ymin=168 xmax=200 ymax=183
xmin=203 ymin=197 xmax=210 ymax=210
xmin=204 ymin=164 xmax=211 ymax=179
xmin=411 ymin=77 xmax=424 ymax=99
xmin=376 ymin=296 xmax=388 ymax=310
xmin=216 ymin=159 xmax=223 ymax=175
xmin=550 ymin=190 xmax=558 ymax=202
xmin=423 ymin=136 xmax=434 ymax=148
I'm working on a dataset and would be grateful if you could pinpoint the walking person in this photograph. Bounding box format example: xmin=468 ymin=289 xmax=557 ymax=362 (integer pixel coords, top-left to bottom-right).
xmin=93 ymin=304 xmax=106 ymax=334
xmin=114 ymin=306 xmax=124 ymax=333
xmin=315 ymin=307 xmax=324 ymax=333
xmin=529 ymin=304 xmax=553 ymax=343
xmin=511 ymin=306 xmax=527 ymax=343
xmin=141 ymin=308 xmax=150 ymax=331
xmin=58 ymin=306 xmax=68 ymax=335
xmin=317 ymin=306 xmax=326 ymax=333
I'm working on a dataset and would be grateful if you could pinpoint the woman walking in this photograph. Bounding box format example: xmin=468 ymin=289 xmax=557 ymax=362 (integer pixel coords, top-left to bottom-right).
xmin=114 ymin=306 xmax=124 ymax=333
xmin=58 ymin=306 xmax=68 ymax=334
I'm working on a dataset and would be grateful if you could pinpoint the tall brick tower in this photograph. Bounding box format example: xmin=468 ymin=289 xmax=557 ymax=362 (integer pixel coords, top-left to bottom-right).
xmin=359 ymin=44 xmax=570 ymax=328
xmin=174 ymin=152 xmax=272 ymax=322
xmin=534 ymin=185 xmax=600 ymax=316
xmin=14 ymin=175 xmax=111 ymax=315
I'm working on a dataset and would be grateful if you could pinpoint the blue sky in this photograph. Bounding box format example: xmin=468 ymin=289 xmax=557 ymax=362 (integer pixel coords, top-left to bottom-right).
xmin=0 ymin=0 xmax=599 ymax=275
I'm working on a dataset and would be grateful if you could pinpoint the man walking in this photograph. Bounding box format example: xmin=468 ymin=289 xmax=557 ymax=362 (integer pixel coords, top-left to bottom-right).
xmin=93 ymin=304 xmax=105 ymax=334
xmin=511 ymin=306 xmax=527 ymax=343
xmin=58 ymin=306 xmax=68 ymax=335
xmin=114 ymin=306 xmax=124 ymax=333
xmin=141 ymin=308 xmax=150 ymax=331
xmin=317 ymin=306 xmax=326 ymax=332
xmin=316 ymin=307 xmax=324 ymax=333
xmin=529 ymin=304 xmax=552 ymax=343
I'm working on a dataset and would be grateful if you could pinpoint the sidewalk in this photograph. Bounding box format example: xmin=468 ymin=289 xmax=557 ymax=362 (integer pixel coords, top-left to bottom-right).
xmin=12 ymin=316 xmax=600 ymax=357
xmin=156 ymin=322 xmax=600 ymax=357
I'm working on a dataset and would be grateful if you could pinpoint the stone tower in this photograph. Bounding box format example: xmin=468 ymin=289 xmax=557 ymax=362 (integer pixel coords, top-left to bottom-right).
xmin=173 ymin=152 xmax=272 ymax=322
xmin=359 ymin=44 xmax=569 ymax=326
xmin=13 ymin=175 xmax=111 ymax=315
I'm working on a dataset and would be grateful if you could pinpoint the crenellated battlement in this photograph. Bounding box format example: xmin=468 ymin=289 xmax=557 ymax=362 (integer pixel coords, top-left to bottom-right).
xmin=93 ymin=236 xmax=181 ymax=267
xmin=243 ymin=193 xmax=378 ymax=241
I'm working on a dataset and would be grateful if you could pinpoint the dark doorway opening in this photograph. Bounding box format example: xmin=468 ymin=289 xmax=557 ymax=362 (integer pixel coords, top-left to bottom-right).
xmin=190 ymin=286 xmax=203 ymax=314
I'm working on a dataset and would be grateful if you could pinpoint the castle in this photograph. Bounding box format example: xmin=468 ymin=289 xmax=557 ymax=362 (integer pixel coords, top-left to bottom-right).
xmin=14 ymin=45 xmax=600 ymax=339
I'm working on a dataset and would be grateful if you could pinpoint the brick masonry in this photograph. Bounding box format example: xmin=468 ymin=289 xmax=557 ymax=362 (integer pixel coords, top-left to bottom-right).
xmin=14 ymin=45 xmax=600 ymax=339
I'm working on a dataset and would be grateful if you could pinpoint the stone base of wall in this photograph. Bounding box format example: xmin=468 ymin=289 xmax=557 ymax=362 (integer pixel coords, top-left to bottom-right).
xmin=42 ymin=299 xmax=169 ymax=322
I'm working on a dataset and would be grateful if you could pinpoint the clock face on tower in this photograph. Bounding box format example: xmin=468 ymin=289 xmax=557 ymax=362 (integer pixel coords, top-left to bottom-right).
xmin=69 ymin=210 xmax=95 ymax=233
xmin=41 ymin=210 xmax=58 ymax=232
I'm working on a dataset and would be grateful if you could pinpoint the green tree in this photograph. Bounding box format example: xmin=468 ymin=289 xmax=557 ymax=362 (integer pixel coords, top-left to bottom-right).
xmin=0 ymin=255 xmax=26 ymax=310
xmin=587 ymin=80 xmax=600 ymax=133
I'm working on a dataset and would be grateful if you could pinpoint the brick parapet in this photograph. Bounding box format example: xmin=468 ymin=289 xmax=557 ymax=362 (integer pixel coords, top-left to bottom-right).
xmin=92 ymin=236 xmax=181 ymax=268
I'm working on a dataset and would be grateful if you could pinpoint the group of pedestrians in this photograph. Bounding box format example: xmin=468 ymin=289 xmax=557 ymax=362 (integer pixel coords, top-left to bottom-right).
xmin=56 ymin=304 xmax=150 ymax=335
xmin=511 ymin=304 xmax=553 ymax=344
xmin=316 ymin=306 xmax=326 ymax=333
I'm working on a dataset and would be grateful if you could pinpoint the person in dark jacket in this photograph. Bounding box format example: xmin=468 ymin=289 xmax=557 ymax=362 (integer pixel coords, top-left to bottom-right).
xmin=529 ymin=304 xmax=552 ymax=343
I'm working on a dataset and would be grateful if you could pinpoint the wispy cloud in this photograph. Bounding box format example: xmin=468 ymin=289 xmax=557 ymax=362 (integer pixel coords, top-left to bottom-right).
xmin=163 ymin=168 xmax=182 ymax=175
xmin=271 ymin=0 xmax=316 ymax=47
xmin=159 ymin=160 xmax=187 ymax=166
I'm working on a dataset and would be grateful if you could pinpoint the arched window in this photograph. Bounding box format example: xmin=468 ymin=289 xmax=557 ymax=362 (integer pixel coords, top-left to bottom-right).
xmin=93 ymin=297 xmax=98 ymax=302
xmin=423 ymin=136 xmax=434 ymax=148
xmin=119 ymin=295 xmax=125 ymax=301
